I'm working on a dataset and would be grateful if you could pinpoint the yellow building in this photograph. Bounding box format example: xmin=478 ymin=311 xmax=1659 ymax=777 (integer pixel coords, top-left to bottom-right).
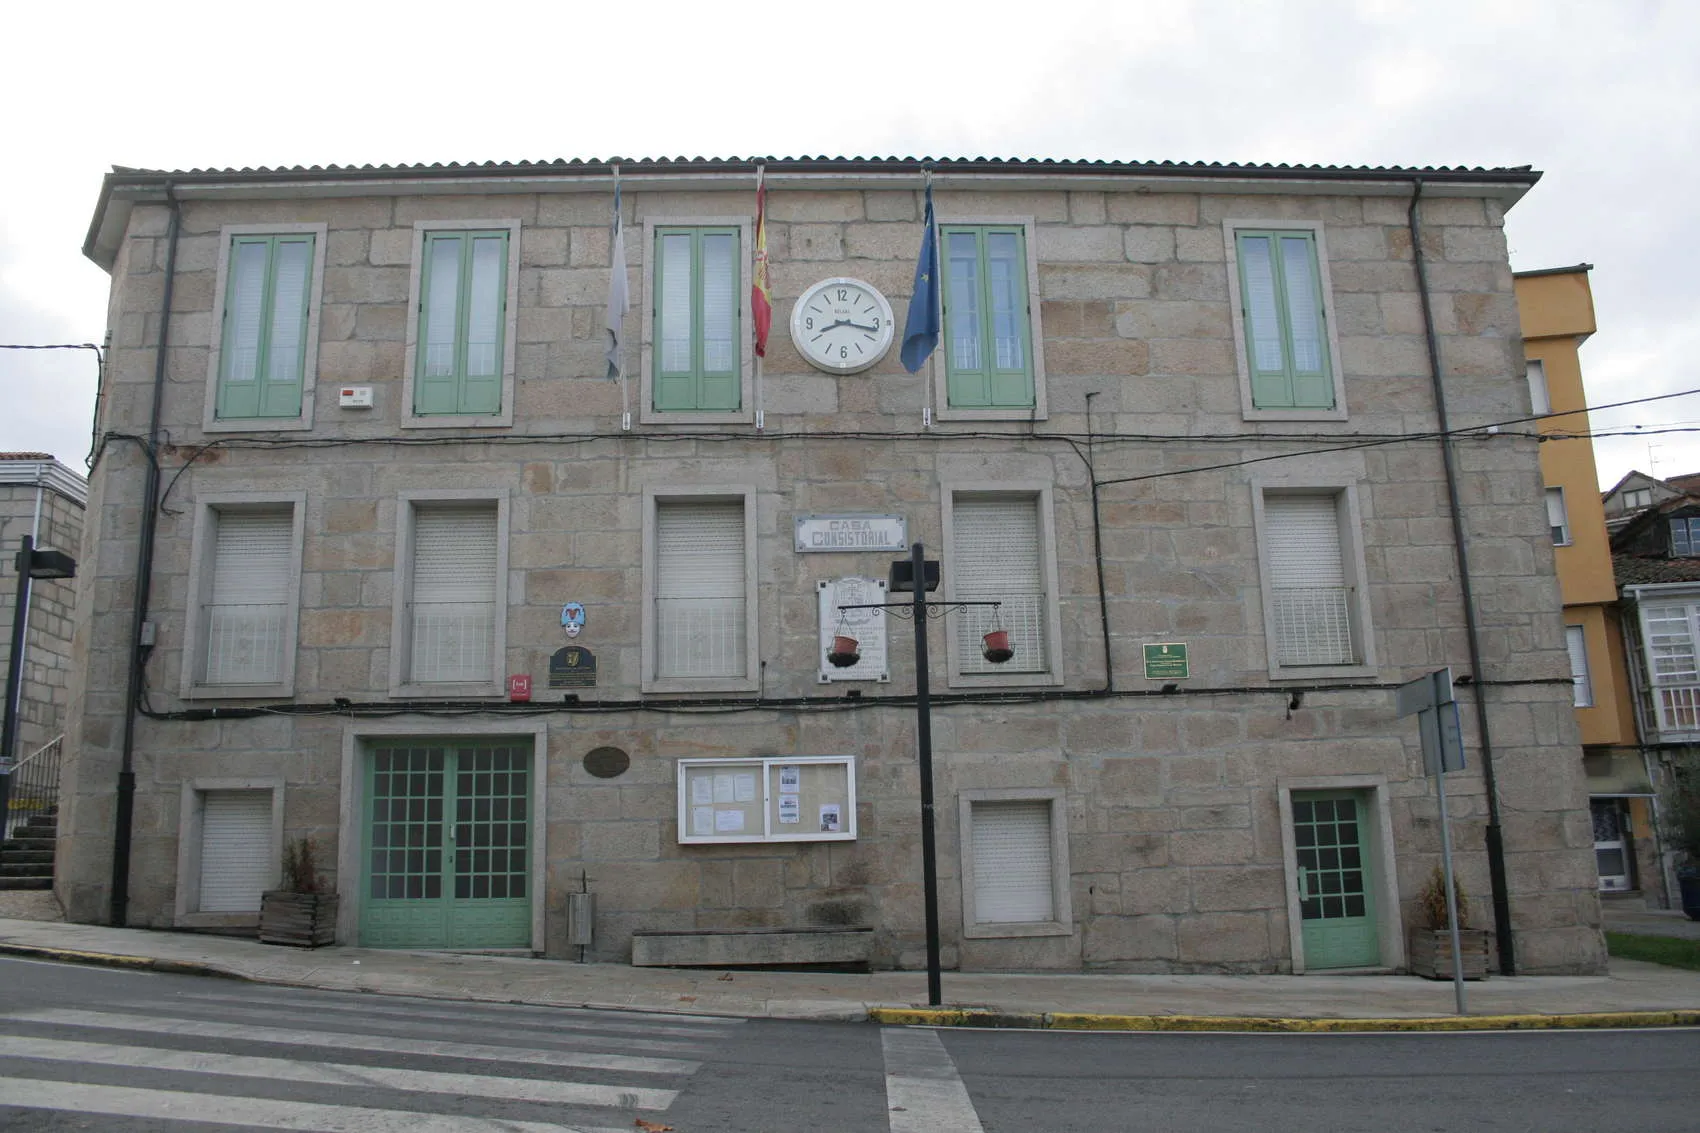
xmin=1516 ymin=264 xmax=1661 ymax=900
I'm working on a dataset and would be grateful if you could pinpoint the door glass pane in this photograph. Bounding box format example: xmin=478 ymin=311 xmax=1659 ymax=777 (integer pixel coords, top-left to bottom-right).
xmin=946 ymin=231 xmax=982 ymax=371
xmin=701 ymin=233 xmax=736 ymax=373
xmin=1238 ymin=235 xmax=1283 ymax=371
xmin=659 ymin=233 xmax=693 ymax=373
xmin=424 ymin=237 xmax=462 ymax=378
xmin=985 ymin=232 xmax=1025 ymax=370
xmin=369 ymin=746 xmax=445 ymax=901
xmin=466 ymin=236 xmax=503 ymax=378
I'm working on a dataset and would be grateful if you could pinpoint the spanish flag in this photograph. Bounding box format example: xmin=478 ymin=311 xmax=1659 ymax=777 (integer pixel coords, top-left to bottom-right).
xmin=752 ymin=165 xmax=773 ymax=357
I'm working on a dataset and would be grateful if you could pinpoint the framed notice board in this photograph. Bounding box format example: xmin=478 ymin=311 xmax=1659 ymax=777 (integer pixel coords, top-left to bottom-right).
xmin=676 ymin=756 xmax=856 ymax=844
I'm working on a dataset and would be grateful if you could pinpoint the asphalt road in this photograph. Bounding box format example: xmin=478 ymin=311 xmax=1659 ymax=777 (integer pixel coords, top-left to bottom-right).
xmin=0 ymin=956 xmax=1697 ymax=1132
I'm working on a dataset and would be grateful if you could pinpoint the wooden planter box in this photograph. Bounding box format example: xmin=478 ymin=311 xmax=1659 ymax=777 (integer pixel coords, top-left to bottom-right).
xmin=1408 ymin=928 xmax=1490 ymax=980
xmin=259 ymin=891 xmax=338 ymax=948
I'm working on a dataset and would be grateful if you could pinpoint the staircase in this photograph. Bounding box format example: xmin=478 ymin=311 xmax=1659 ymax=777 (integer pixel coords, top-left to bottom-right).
xmin=0 ymin=810 xmax=55 ymax=890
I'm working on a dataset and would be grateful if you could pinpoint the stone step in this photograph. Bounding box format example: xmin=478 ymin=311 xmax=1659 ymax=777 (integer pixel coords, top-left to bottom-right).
xmin=0 ymin=849 xmax=53 ymax=865
xmin=17 ymin=817 xmax=57 ymax=833
xmin=2 ymin=838 xmax=55 ymax=853
xmin=0 ymin=877 xmax=51 ymax=891
xmin=0 ymin=862 xmax=54 ymax=879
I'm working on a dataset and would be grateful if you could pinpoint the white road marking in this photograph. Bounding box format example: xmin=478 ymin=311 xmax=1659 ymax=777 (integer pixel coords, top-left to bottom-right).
xmin=9 ymin=1008 xmax=697 ymax=1075
xmin=882 ymin=1027 xmax=985 ymax=1133
xmin=164 ymin=989 xmax=736 ymax=1040
xmin=0 ymin=1034 xmax=677 ymax=1109
xmin=0 ymin=1076 xmax=631 ymax=1133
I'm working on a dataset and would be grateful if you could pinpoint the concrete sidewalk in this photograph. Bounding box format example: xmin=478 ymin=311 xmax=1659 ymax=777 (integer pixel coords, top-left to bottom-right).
xmin=2 ymin=915 xmax=1699 ymax=1031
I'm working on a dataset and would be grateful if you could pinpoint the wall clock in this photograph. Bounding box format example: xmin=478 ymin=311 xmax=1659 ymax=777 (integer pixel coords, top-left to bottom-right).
xmin=790 ymin=277 xmax=895 ymax=374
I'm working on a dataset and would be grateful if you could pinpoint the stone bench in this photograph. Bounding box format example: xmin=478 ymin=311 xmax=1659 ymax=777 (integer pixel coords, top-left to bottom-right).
xmin=630 ymin=927 xmax=874 ymax=969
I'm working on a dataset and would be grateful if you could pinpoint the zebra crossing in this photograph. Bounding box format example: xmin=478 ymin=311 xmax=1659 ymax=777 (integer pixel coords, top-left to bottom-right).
xmin=0 ymin=984 xmax=741 ymax=1130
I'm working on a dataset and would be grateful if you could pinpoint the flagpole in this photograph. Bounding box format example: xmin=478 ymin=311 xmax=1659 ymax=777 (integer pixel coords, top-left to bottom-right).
xmin=611 ymin=164 xmax=630 ymax=430
xmin=922 ymin=168 xmax=936 ymax=430
xmin=752 ymin=164 xmax=772 ymax=431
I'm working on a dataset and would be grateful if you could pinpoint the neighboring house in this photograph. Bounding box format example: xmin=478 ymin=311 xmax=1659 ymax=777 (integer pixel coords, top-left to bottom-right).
xmin=1515 ymin=267 xmax=1663 ymax=901
xmin=58 ymin=155 xmax=1604 ymax=975
xmin=0 ymin=454 xmax=87 ymax=763
xmin=1602 ymin=469 xmax=1688 ymax=533
xmin=1610 ymin=485 xmax=1700 ymax=901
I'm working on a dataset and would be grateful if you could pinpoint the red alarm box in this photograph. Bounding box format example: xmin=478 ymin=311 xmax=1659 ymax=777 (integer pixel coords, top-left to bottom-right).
xmin=507 ymin=674 xmax=532 ymax=702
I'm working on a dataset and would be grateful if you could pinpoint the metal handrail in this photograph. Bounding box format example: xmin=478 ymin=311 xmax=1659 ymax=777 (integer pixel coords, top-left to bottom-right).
xmin=5 ymin=733 xmax=61 ymax=840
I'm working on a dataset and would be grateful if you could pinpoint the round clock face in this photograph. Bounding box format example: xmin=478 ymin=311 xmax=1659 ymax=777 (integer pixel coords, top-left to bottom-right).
xmin=790 ymin=277 xmax=895 ymax=374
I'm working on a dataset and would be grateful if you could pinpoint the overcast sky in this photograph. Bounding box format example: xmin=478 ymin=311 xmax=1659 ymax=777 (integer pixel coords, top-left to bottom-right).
xmin=2 ymin=0 xmax=1693 ymax=490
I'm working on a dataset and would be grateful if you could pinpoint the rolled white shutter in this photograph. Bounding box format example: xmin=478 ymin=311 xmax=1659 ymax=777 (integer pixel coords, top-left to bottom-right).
xmin=952 ymin=497 xmax=1046 ymax=673
xmin=971 ymin=800 xmax=1053 ymax=923
xmin=1566 ymin=625 xmax=1593 ymax=707
xmin=410 ymin=504 xmax=498 ymax=683
xmin=205 ymin=509 xmax=293 ymax=685
xmin=1263 ymin=494 xmax=1353 ymax=665
xmin=198 ymin=790 xmax=273 ymax=912
xmin=656 ymin=502 xmax=745 ymax=677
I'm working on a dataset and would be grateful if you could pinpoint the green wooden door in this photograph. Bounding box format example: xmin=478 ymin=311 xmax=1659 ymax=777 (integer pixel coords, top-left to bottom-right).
xmin=1293 ymin=792 xmax=1380 ymax=969
xmin=360 ymin=742 xmax=532 ymax=950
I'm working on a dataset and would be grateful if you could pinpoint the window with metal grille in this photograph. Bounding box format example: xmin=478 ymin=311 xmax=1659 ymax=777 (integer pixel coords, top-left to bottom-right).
xmin=204 ymin=508 xmax=293 ymax=685
xmin=950 ymin=495 xmax=1047 ymax=675
xmin=1566 ymin=625 xmax=1594 ymax=708
xmin=197 ymin=789 xmax=273 ymax=913
xmin=1262 ymin=493 xmax=1356 ymax=667
xmin=655 ymin=500 xmax=747 ymax=679
xmin=408 ymin=503 xmax=498 ymax=684
xmin=969 ymin=800 xmax=1054 ymax=924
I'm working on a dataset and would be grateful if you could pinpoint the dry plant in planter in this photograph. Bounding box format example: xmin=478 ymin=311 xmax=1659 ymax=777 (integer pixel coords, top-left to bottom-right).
xmin=259 ymin=837 xmax=338 ymax=948
xmin=1408 ymin=864 xmax=1490 ymax=980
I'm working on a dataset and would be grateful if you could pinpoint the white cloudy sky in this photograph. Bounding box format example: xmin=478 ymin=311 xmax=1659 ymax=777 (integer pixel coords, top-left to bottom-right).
xmin=2 ymin=0 xmax=1694 ymax=490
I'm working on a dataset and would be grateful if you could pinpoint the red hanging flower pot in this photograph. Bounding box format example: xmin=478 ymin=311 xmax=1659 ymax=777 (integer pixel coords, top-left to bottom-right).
xmin=826 ymin=634 xmax=861 ymax=667
xmin=981 ymin=629 xmax=1014 ymax=664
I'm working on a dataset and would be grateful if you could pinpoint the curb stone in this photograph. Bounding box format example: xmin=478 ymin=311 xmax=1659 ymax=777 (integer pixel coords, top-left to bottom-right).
xmin=0 ymin=942 xmax=245 ymax=981
xmin=871 ymin=1007 xmax=1700 ymax=1033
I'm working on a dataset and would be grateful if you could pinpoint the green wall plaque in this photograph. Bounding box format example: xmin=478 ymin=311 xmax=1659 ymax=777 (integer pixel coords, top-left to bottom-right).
xmin=1143 ymin=642 xmax=1189 ymax=680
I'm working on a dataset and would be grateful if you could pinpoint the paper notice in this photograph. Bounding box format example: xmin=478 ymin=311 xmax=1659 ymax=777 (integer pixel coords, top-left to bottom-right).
xmin=779 ymin=765 xmax=801 ymax=793
xmin=715 ymin=809 xmax=745 ymax=833
xmin=691 ymin=807 xmax=715 ymax=836
xmin=713 ymin=774 xmax=735 ymax=803
xmin=690 ymin=776 xmax=714 ymax=806
xmin=778 ymin=795 xmax=801 ymax=823
xmin=819 ymin=803 xmax=842 ymax=833
xmin=734 ymin=773 xmax=757 ymax=803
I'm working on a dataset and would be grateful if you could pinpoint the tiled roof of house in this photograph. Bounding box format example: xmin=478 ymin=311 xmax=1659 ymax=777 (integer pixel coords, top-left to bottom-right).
xmin=0 ymin=452 xmax=55 ymax=461
xmin=1614 ymin=553 xmax=1700 ymax=586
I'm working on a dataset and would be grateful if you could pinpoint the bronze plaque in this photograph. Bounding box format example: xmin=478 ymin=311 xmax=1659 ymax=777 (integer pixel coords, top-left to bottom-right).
xmin=583 ymin=746 xmax=630 ymax=779
xmin=548 ymin=646 xmax=597 ymax=689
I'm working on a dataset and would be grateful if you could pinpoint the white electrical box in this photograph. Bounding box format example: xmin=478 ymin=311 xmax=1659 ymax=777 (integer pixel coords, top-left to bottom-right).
xmin=338 ymin=386 xmax=374 ymax=409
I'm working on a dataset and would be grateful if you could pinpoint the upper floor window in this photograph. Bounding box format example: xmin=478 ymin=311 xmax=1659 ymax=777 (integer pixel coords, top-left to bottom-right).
xmin=1673 ymin=517 xmax=1700 ymax=556
xmin=1624 ymin=487 xmax=1653 ymax=510
xmin=941 ymin=225 xmax=1038 ymax=414
xmin=1253 ymin=483 xmax=1377 ymax=680
xmin=642 ymin=487 xmax=759 ymax=693
xmin=941 ymin=484 xmax=1064 ymax=687
xmin=205 ymin=225 xmax=327 ymax=431
xmin=181 ymin=494 xmax=307 ymax=700
xmin=1547 ymin=487 xmax=1571 ymax=546
xmin=1566 ymin=625 xmax=1594 ymax=708
xmin=1225 ymin=222 xmax=1345 ymax=421
xmin=1526 ymin=360 xmax=1551 ymax=416
xmin=1641 ymin=602 xmax=1700 ymax=734
xmin=403 ymin=221 xmax=521 ymax=428
xmin=390 ymin=492 xmax=509 ymax=697
xmin=641 ymin=222 xmax=752 ymax=423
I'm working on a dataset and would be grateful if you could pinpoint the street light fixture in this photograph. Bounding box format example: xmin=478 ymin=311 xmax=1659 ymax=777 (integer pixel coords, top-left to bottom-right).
xmin=1 ymin=536 xmax=76 ymax=839
xmin=838 ymin=541 xmax=1010 ymax=1007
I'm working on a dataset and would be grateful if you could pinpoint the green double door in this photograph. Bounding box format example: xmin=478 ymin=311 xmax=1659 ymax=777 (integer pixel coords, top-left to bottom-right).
xmin=359 ymin=742 xmax=532 ymax=950
xmin=1293 ymin=792 xmax=1380 ymax=969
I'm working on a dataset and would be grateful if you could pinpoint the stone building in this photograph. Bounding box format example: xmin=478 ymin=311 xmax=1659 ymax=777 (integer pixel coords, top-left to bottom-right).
xmin=59 ymin=156 xmax=1604 ymax=974
xmin=0 ymin=454 xmax=86 ymax=764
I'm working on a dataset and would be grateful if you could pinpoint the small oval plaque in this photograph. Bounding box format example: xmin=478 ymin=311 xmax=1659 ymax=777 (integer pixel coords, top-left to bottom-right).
xmin=583 ymin=746 xmax=630 ymax=779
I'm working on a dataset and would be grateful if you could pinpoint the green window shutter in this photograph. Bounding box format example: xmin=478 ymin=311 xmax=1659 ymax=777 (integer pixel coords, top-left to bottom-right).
xmin=217 ymin=234 xmax=313 ymax=420
xmin=942 ymin=226 xmax=1033 ymax=409
xmin=653 ymin=227 xmax=741 ymax=412
xmin=414 ymin=230 xmax=508 ymax=416
xmin=1237 ymin=230 xmax=1334 ymax=410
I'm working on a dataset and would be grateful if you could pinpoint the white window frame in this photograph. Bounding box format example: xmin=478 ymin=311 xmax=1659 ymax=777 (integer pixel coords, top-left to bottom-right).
xmin=337 ymin=719 xmax=549 ymax=951
xmin=1252 ymin=478 xmax=1378 ymax=681
xmin=1223 ymin=219 xmax=1348 ymax=423
xmin=1526 ymin=359 xmax=1552 ymax=416
xmin=642 ymin=485 xmax=760 ymax=694
xmin=940 ymin=482 xmax=1065 ymax=688
xmin=1566 ymin=624 xmax=1594 ymax=708
xmin=1623 ymin=487 xmax=1653 ymax=510
xmin=401 ymin=219 xmax=522 ymax=429
xmin=388 ymin=489 xmax=509 ymax=698
xmin=180 ymin=491 xmax=307 ymax=700
xmin=173 ymin=776 xmax=284 ymax=929
xmin=958 ymin=787 xmax=1072 ymax=939
xmin=1547 ymin=486 xmax=1571 ymax=546
xmin=929 ymin=214 xmax=1048 ymax=423
xmin=639 ymin=215 xmax=756 ymax=426
xmin=675 ymin=755 xmax=856 ymax=844
xmin=204 ymin=223 xmax=328 ymax=433
xmin=1636 ymin=599 xmax=1700 ymax=737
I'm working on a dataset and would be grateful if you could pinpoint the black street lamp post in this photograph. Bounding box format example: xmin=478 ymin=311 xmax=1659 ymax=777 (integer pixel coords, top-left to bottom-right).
xmin=0 ymin=536 xmax=76 ymax=840
xmin=839 ymin=541 xmax=1008 ymax=1007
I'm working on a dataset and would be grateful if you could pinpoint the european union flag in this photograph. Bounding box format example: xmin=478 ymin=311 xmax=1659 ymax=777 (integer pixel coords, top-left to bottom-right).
xmin=900 ymin=182 xmax=939 ymax=373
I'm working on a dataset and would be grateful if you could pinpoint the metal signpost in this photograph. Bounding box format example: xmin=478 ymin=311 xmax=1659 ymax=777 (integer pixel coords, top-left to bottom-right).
xmin=1395 ymin=667 xmax=1468 ymax=1014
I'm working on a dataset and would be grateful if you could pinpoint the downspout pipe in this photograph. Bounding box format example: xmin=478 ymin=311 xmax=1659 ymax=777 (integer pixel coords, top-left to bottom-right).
xmin=1408 ymin=179 xmax=1517 ymax=974
xmin=110 ymin=186 xmax=178 ymax=926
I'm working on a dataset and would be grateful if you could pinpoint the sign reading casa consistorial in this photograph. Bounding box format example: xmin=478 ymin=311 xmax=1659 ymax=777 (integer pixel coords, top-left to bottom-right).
xmin=794 ymin=513 xmax=907 ymax=553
